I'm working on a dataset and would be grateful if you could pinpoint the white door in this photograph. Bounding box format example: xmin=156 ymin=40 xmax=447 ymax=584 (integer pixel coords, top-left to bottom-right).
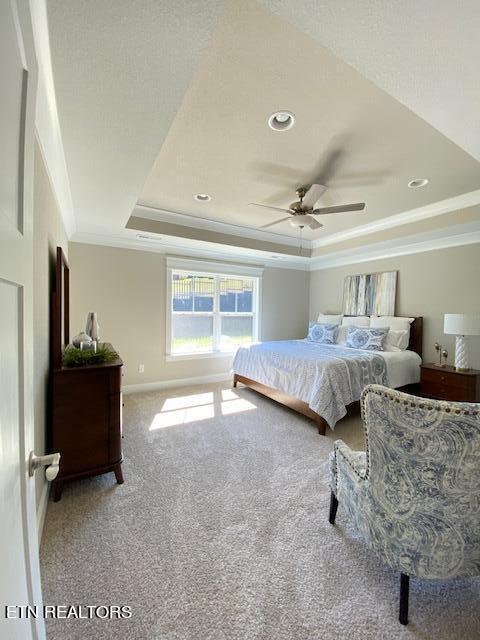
xmin=0 ymin=1 xmax=44 ymax=639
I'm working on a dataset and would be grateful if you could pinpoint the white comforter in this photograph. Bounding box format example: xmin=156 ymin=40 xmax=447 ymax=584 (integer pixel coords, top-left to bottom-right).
xmin=233 ymin=340 xmax=421 ymax=428
xmin=233 ymin=340 xmax=388 ymax=428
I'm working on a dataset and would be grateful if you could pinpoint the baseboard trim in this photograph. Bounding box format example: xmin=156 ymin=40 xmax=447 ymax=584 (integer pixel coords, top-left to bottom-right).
xmin=122 ymin=373 xmax=232 ymax=394
xmin=37 ymin=480 xmax=50 ymax=545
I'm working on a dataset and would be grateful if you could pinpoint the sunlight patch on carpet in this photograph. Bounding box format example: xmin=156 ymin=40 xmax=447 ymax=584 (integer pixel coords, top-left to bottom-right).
xmin=162 ymin=392 xmax=214 ymax=411
xmin=220 ymin=398 xmax=256 ymax=415
xmin=151 ymin=391 xmax=257 ymax=429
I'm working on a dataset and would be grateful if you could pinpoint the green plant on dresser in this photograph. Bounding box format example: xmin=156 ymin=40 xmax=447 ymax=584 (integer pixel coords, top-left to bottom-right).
xmin=62 ymin=343 xmax=118 ymax=367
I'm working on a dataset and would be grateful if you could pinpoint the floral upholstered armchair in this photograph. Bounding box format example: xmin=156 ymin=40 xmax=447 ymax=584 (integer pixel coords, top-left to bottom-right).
xmin=329 ymin=384 xmax=480 ymax=625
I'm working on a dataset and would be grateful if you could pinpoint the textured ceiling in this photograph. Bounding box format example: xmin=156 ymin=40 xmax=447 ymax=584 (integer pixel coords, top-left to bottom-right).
xmin=260 ymin=0 xmax=480 ymax=162
xmin=47 ymin=0 xmax=225 ymax=232
xmin=138 ymin=0 xmax=480 ymax=239
xmin=47 ymin=0 xmax=480 ymax=255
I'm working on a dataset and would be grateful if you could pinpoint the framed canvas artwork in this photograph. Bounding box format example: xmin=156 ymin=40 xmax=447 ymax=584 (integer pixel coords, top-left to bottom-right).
xmin=343 ymin=271 xmax=397 ymax=316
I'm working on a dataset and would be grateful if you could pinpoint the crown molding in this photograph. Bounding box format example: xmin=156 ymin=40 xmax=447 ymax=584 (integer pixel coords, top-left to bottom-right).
xmin=31 ymin=0 xmax=76 ymax=237
xmin=136 ymin=191 xmax=480 ymax=254
xmin=71 ymin=218 xmax=480 ymax=273
xmin=70 ymin=230 xmax=311 ymax=270
xmin=134 ymin=203 xmax=311 ymax=249
xmin=310 ymin=220 xmax=480 ymax=270
xmin=311 ymin=190 xmax=480 ymax=249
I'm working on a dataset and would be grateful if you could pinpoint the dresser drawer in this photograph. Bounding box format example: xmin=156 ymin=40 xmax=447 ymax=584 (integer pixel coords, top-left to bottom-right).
xmin=421 ymin=368 xmax=475 ymax=391
xmin=421 ymin=380 xmax=474 ymax=402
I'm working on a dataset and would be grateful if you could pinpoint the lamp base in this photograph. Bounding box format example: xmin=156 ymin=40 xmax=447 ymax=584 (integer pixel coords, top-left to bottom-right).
xmin=454 ymin=335 xmax=469 ymax=371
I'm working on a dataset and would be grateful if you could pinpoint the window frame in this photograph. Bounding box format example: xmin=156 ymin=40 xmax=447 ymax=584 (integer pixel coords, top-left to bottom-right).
xmin=166 ymin=262 xmax=262 ymax=359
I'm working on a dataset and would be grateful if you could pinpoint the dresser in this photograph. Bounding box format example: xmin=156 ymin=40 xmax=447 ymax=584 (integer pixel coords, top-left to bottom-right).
xmin=50 ymin=347 xmax=124 ymax=501
xmin=420 ymin=363 xmax=480 ymax=402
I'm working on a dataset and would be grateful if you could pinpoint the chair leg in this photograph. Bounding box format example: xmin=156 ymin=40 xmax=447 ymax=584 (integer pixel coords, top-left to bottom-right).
xmin=328 ymin=491 xmax=338 ymax=524
xmin=399 ymin=573 xmax=409 ymax=625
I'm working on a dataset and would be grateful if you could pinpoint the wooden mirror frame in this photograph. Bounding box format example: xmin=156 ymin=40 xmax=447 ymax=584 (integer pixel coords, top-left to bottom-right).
xmin=52 ymin=246 xmax=70 ymax=368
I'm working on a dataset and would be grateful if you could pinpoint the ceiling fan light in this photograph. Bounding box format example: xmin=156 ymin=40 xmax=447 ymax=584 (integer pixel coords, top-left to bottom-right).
xmin=289 ymin=215 xmax=311 ymax=228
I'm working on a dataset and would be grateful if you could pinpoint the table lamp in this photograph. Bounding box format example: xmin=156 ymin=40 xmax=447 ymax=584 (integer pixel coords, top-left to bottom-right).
xmin=444 ymin=313 xmax=480 ymax=371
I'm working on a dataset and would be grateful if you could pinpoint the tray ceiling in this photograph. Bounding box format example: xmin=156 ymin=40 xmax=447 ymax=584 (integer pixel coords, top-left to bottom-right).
xmin=47 ymin=0 xmax=480 ymax=259
xmin=138 ymin=1 xmax=480 ymax=239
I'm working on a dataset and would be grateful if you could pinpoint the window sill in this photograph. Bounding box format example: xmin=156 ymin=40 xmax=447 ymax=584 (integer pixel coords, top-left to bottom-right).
xmin=165 ymin=351 xmax=237 ymax=362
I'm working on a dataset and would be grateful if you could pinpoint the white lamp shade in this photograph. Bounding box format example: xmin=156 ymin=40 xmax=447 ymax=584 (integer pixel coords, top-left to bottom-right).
xmin=444 ymin=313 xmax=480 ymax=336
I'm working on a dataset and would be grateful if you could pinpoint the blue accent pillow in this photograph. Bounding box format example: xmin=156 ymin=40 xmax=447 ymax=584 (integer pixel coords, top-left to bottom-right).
xmin=345 ymin=325 xmax=388 ymax=351
xmin=307 ymin=323 xmax=339 ymax=345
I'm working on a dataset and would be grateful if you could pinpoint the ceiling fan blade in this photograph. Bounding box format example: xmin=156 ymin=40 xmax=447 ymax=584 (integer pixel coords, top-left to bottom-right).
xmin=250 ymin=160 xmax=310 ymax=183
xmin=314 ymin=147 xmax=345 ymax=185
xmin=307 ymin=217 xmax=323 ymax=230
xmin=249 ymin=202 xmax=292 ymax=214
xmin=302 ymin=183 xmax=327 ymax=208
xmin=312 ymin=202 xmax=366 ymax=215
xmin=260 ymin=216 xmax=292 ymax=229
xmin=261 ymin=188 xmax=294 ymax=206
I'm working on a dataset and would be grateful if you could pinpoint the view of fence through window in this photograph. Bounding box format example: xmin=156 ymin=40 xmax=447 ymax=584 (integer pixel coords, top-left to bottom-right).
xmin=171 ymin=272 xmax=256 ymax=353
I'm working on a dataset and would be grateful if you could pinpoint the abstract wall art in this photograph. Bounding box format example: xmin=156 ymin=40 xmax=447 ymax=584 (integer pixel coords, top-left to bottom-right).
xmin=343 ymin=270 xmax=397 ymax=316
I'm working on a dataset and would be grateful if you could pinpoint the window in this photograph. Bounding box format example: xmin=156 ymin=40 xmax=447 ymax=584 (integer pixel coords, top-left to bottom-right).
xmin=168 ymin=265 xmax=260 ymax=356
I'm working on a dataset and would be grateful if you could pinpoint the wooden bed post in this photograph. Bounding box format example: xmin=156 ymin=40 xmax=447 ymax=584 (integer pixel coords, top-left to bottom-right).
xmin=233 ymin=374 xmax=238 ymax=388
xmin=315 ymin=417 xmax=327 ymax=436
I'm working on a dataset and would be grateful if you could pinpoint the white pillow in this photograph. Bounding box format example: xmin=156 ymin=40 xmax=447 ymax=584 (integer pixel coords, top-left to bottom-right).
xmin=317 ymin=313 xmax=343 ymax=324
xmin=370 ymin=315 xmax=414 ymax=331
xmin=384 ymin=329 xmax=410 ymax=352
xmin=336 ymin=325 xmax=348 ymax=345
xmin=341 ymin=316 xmax=370 ymax=327
xmin=371 ymin=316 xmax=413 ymax=351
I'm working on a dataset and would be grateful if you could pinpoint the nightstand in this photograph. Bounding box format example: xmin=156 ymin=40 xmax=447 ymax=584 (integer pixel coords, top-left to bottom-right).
xmin=420 ymin=364 xmax=480 ymax=402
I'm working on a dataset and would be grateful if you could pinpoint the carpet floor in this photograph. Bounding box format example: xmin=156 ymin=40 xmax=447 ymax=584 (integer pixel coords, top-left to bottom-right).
xmin=41 ymin=382 xmax=480 ymax=640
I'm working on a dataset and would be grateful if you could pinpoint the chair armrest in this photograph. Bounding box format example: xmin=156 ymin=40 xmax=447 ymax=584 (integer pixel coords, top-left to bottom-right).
xmin=330 ymin=439 xmax=368 ymax=496
xmin=335 ymin=440 xmax=367 ymax=479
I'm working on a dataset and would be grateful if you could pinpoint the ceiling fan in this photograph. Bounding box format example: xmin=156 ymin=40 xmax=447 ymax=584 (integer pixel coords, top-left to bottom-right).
xmin=249 ymin=184 xmax=365 ymax=230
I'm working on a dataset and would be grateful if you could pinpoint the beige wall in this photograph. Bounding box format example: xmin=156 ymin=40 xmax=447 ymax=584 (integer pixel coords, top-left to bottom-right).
xmin=33 ymin=141 xmax=69 ymax=524
xmin=69 ymin=243 xmax=310 ymax=386
xmin=309 ymin=243 xmax=480 ymax=368
xmin=69 ymin=240 xmax=480 ymax=388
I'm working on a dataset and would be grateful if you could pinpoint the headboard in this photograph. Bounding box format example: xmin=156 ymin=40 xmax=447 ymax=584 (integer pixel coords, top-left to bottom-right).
xmin=408 ymin=317 xmax=423 ymax=359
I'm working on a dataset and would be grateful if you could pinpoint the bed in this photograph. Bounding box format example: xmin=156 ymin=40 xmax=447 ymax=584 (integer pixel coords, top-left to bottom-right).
xmin=233 ymin=317 xmax=422 ymax=435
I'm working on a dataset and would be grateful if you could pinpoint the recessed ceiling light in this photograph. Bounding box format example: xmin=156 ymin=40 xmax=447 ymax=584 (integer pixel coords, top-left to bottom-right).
xmin=408 ymin=178 xmax=429 ymax=188
xmin=268 ymin=111 xmax=295 ymax=131
xmin=194 ymin=193 xmax=211 ymax=202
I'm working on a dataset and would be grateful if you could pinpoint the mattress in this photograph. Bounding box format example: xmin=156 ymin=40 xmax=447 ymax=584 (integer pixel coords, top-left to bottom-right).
xmin=378 ymin=349 xmax=422 ymax=389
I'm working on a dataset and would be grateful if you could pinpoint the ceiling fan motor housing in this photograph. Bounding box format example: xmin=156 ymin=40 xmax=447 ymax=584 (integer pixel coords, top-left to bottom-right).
xmin=296 ymin=186 xmax=308 ymax=199
xmin=290 ymin=201 xmax=308 ymax=213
